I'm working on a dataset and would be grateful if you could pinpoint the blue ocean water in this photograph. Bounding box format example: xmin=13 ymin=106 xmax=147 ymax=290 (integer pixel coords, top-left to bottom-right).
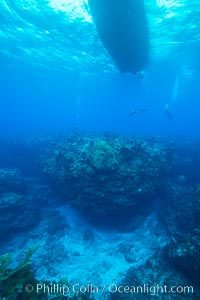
xmin=0 ymin=1 xmax=200 ymax=299
xmin=0 ymin=0 xmax=200 ymax=137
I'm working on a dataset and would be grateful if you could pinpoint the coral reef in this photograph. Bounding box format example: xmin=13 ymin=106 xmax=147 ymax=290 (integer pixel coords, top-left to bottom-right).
xmin=0 ymin=192 xmax=39 ymax=240
xmin=167 ymin=229 xmax=200 ymax=286
xmin=165 ymin=184 xmax=200 ymax=286
xmin=0 ymin=248 xmax=90 ymax=300
xmin=0 ymin=168 xmax=41 ymax=242
xmin=0 ymin=168 xmax=24 ymax=194
xmin=111 ymin=250 xmax=199 ymax=300
xmin=43 ymin=135 xmax=173 ymax=226
xmin=1 ymin=135 xmax=200 ymax=300
xmin=157 ymin=183 xmax=200 ymax=234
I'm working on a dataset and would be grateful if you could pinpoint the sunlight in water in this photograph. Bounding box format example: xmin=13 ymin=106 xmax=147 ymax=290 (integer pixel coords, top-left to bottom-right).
xmin=156 ymin=0 xmax=184 ymax=9
xmin=165 ymin=12 xmax=176 ymax=18
xmin=48 ymin=0 xmax=92 ymax=22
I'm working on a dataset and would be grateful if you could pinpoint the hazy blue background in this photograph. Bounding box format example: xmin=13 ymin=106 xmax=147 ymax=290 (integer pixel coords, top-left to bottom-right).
xmin=0 ymin=0 xmax=200 ymax=136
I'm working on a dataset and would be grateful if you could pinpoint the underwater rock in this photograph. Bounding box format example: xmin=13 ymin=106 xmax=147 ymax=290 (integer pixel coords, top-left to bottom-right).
xmin=157 ymin=183 xmax=200 ymax=287
xmin=0 ymin=247 xmax=86 ymax=300
xmin=167 ymin=229 xmax=200 ymax=285
xmin=0 ymin=168 xmax=25 ymax=194
xmin=111 ymin=250 xmax=199 ymax=299
xmin=42 ymin=242 xmax=67 ymax=277
xmin=177 ymin=174 xmax=187 ymax=184
xmin=119 ymin=242 xmax=135 ymax=263
xmin=158 ymin=183 xmax=200 ymax=234
xmin=0 ymin=192 xmax=39 ymax=240
xmin=43 ymin=135 xmax=172 ymax=227
xmin=82 ymin=228 xmax=96 ymax=246
xmin=90 ymin=140 xmax=118 ymax=171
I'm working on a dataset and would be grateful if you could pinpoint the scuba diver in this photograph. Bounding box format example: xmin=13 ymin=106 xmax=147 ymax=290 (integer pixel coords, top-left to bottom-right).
xmin=129 ymin=108 xmax=147 ymax=116
xmin=164 ymin=104 xmax=174 ymax=119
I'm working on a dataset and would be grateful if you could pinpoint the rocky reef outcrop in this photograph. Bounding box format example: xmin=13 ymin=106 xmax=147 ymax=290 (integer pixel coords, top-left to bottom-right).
xmin=0 ymin=192 xmax=39 ymax=239
xmin=158 ymin=183 xmax=200 ymax=234
xmin=111 ymin=250 xmax=199 ymax=300
xmin=0 ymin=135 xmax=200 ymax=299
xmin=0 ymin=168 xmax=24 ymax=194
xmin=167 ymin=229 xmax=200 ymax=286
xmin=0 ymin=168 xmax=40 ymax=240
xmin=164 ymin=184 xmax=200 ymax=286
xmin=43 ymin=134 xmax=173 ymax=226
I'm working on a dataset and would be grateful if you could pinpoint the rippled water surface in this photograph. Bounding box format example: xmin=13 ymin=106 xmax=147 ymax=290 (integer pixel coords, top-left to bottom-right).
xmin=0 ymin=0 xmax=199 ymax=73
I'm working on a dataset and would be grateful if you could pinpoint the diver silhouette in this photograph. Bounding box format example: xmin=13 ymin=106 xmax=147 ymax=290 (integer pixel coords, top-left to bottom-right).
xmin=129 ymin=108 xmax=147 ymax=116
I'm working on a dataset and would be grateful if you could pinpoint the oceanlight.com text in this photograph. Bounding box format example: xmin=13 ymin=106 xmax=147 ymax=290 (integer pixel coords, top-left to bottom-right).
xmin=25 ymin=282 xmax=194 ymax=296
xmin=107 ymin=284 xmax=194 ymax=295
